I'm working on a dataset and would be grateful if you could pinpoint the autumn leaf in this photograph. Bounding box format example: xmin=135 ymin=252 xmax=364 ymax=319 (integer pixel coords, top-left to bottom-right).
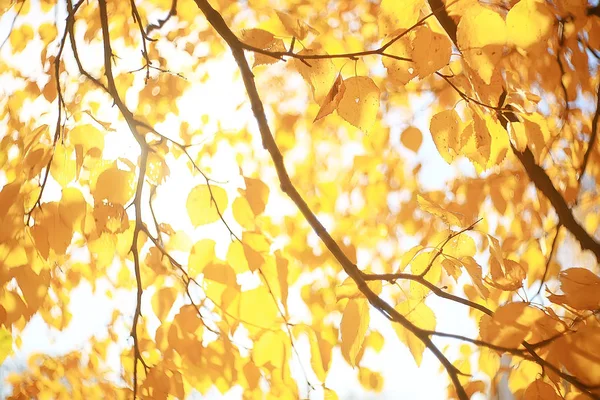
xmin=547 ymin=268 xmax=600 ymax=310
xmin=336 ymin=76 xmax=380 ymax=133
xmin=340 ymin=298 xmax=370 ymax=367
xmin=275 ymin=10 xmax=318 ymax=40
xmin=507 ymin=0 xmax=555 ymax=51
xmin=417 ymin=194 xmax=466 ymax=227
xmin=293 ymin=49 xmax=336 ymax=103
xmin=314 ymin=74 xmax=345 ymax=122
xmin=430 ymin=109 xmax=462 ymax=163
xmin=3 ymin=0 xmax=600 ymax=397
xmin=411 ymin=26 xmax=452 ymax=79
xmin=457 ymin=5 xmax=506 ymax=84
xmin=394 ymin=300 xmax=436 ymax=366
xmin=401 ymin=126 xmax=422 ymax=153
xmin=240 ymin=28 xmax=286 ymax=67
xmin=186 ymin=184 xmax=228 ymax=227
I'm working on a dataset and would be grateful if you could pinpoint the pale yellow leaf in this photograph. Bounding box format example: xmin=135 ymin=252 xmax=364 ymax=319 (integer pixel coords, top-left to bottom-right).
xmin=186 ymin=184 xmax=228 ymax=227
xmin=188 ymin=239 xmax=216 ymax=276
xmin=430 ymin=109 xmax=462 ymax=163
xmin=151 ymin=286 xmax=178 ymax=322
xmin=340 ymin=298 xmax=370 ymax=367
xmin=394 ymin=300 xmax=436 ymax=366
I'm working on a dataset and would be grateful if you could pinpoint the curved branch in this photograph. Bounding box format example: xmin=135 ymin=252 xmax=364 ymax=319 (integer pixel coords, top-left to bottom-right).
xmin=192 ymin=1 xmax=469 ymax=398
xmin=512 ymin=145 xmax=600 ymax=260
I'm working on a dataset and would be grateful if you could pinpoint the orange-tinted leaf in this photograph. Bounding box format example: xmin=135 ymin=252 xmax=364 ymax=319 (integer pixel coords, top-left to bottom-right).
xmin=411 ymin=26 xmax=452 ymax=79
xmin=401 ymin=126 xmax=422 ymax=153
xmin=275 ymin=10 xmax=318 ymax=40
xmin=523 ymin=379 xmax=562 ymax=400
xmin=314 ymin=74 xmax=345 ymax=122
xmin=547 ymin=268 xmax=600 ymax=310
xmin=337 ymin=76 xmax=380 ymax=133
xmin=340 ymin=298 xmax=370 ymax=367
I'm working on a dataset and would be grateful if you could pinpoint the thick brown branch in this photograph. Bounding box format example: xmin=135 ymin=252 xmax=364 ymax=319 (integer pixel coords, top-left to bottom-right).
xmin=512 ymin=146 xmax=600 ymax=259
xmin=579 ymin=82 xmax=600 ymax=182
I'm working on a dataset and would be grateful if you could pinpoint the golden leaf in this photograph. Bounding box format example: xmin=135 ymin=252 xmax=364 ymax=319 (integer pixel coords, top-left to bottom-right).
xmin=151 ymin=286 xmax=178 ymax=322
xmin=400 ymin=126 xmax=423 ymax=153
xmin=314 ymin=73 xmax=345 ymax=122
xmin=394 ymin=300 xmax=436 ymax=366
xmin=336 ymin=76 xmax=380 ymax=133
xmin=340 ymin=298 xmax=370 ymax=367
xmin=275 ymin=10 xmax=318 ymax=40
xmin=430 ymin=109 xmax=462 ymax=164
xmin=186 ymin=184 xmax=228 ymax=227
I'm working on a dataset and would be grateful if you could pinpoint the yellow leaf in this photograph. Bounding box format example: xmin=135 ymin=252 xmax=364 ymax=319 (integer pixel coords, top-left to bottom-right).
xmin=244 ymin=177 xmax=269 ymax=215
xmin=553 ymin=325 xmax=600 ymax=387
xmin=457 ymin=5 xmax=506 ymax=83
xmin=335 ymin=277 xmax=382 ymax=300
xmin=232 ymin=196 xmax=255 ymax=229
xmin=294 ymin=325 xmax=328 ymax=381
xmin=293 ymin=49 xmax=336 ymax=103
xmin=203 ymin=262 xmax=237 ymax=286
xmin=237 ymin=286 xmax=279 ymax=330
xmin=93 ymin=166 xmax=134 ymax=205
xmin=409 ymin=252 xmax=442 ymax=299
xmin=379 ymin=0 xmax=425 ymax=36
xmin=152 ymin=286 xmax=178 ymax=322
xmin=411 ymin=26 xmax=452 ymax=79
xmin=186 ymin=184 xmax=228 ymax=227
xmin=430 ymin=109 xmax=462 ymax=163
xmin=400 ymin=126 xmax=422 ymax=153
xmin=39 ymin=23 xmax=58 ymax=44
xmin=340 ymin=298 xmax=370 ymax=367
xmin=508 ymin=360 xmax=542 ymax=394
xmin=243 ymin=242 xmax=264 ymax=272
xmin=336 ymin=76 xmax=380 ymax=133
xmin=275 ymin=10 xmax=318 ymax=40
xmin=59 ymin=187 xmax=87 ymax=232
xmin=479 ymin=302 xmax=545 ymax=348
xmin=394 ymin=300 xmax=435 ymax=366
xmin=314 ymin=73 xmax=345 ymax=122
xmin=523 ymin=379 xmax=562 ymax=400
xmin=358 ymin=367 xmax=383 ymax=392
xmin=10 ymin=24 xmax=33 ymax=53
xmin=0 ymin=326 xmax=12 ymax=364
xmin=240 ymin=29 xmax=285 ymax=66
xmin=382 ymin=35 xmax=416 ymax=85
xmin=507 ymin=0 xmax=554 ymax=51
xmin=49 ymin=143 xmax=76 ymax=186
xmin=486 ymin=258 xmax=525 ymax=291
xmin=324 ymin=388 xmax=339 ymax=400
xmin=462 ymin=256 xmax=490 ymax=298
xmin=417 ymin=194 xmax=466 ymax=227
xmin=547 ymin=268 xmax=600 ymax=310
xmin=188 ymin=239 xmax=216 ymax=276
xmin=253 ymin=331 xmax=285 ymax=367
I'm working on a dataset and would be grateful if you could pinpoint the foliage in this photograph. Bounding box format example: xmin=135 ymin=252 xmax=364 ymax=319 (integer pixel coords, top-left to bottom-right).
xmin=1 ymin=0 xmax=600 ymax=399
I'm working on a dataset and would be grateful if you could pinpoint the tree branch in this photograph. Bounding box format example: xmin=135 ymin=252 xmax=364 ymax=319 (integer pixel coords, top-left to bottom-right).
xmin=512 ymin=145 xmax=600 ymax=259
xmin=193 ymin=1 xmax=469 ymax=398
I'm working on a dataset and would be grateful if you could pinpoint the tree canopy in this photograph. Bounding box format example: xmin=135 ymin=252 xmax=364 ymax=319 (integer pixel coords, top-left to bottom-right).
xmin=1 ymin=0 xmax=600 ymax=398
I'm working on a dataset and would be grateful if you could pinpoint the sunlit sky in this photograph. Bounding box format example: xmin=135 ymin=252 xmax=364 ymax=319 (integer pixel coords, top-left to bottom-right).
xmin=0 ymin=2 xmax=507 ymax=399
